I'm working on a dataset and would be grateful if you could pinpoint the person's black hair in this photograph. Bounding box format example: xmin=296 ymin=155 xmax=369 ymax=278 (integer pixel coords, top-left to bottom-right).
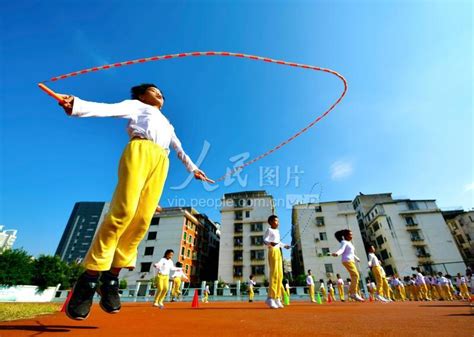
xmin=336 ymin=274 xmax=341 ymax=278
xmin=307 ymin=269 xmax=312 ymax=274
xmin=249 ymin=274 xmax=254 ymax=279
xmin=131 ymin=83 xmax=164 ymax=101
xmin=163 ymin=249 xmax=174 ymax=257
xmin=335 ymin=229 xmax=351 ymax=242
xmin=176 ymin=262 xmax=183 ymax=268
xmin=319 ymin=279 xmax=323 ymax=283
xmin=268 ymin=215 xmax=278 ymax=224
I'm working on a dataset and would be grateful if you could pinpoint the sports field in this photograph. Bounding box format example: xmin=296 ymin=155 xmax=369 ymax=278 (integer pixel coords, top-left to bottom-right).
xmin=0 ymin=301 xmax=472 ymax=337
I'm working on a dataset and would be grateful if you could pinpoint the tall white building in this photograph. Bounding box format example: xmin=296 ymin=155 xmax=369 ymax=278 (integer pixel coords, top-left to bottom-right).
xmin=0 ymin=225 xmax=17 ymax=252
xmin=291 ymin=201 xmax=369 ymax=283
xmin=352 ymin=193 xmax=466 ymax=276
xmin=218 ymin=191 xmax=275 ymax=283
xmin=443 ymin=210 xmax=474 ymax=268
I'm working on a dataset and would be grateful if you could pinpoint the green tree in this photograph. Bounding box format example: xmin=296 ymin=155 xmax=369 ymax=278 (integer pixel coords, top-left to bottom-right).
xmin=66 ymin=261 xmax=85 ymax=289
xmin=294 ymin=274 xmax=307 ymax=286
xmin=119 ymin=279 xmax=128 ymax=290
xmin=32 ymin=255 xmax=70 ymax=291
xmin=0 ymin=249 xmax=34 ymax=286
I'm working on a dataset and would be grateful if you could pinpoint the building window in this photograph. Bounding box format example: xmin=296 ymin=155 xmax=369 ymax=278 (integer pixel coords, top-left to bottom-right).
xmin=376 ymin=235 xmax=384 ymax=246
xmin=187 ymin=249 xmax=190 ymax=257
xmin=140 ymin=262 xmax=151 ymax=273
xmin=251 ymin=223 xmax=263 ymax=232
xmin=466 ymin=234 xmax=471 ymax=241
xmin=251 ymin=265 xmax=265 ymax=275
xmin=405 ymin=217 xmax=415 ymax=225
xmin=245 ymin=211 xmax=250 ymax=218
xmin=234 ymin=223 xmax=243 ymax=233
xmin=380 ymin=249 xmax=389 ymax=260
xmin=234 ymin=250 xmax=243 ymax=261
xmin=234 ymin=237 xmax=243 ymax=247
xmin=247 ymin=199 xmax=252 ymax=206
xmin=315 ymin=205 xmax=322 ymax=212
xmin=150 ymin=217 xmax=160 ymax=226
xmin=316 ymin=217 xmax=325 ymax=226
xmin=185 ymin=265 xmax=189 ymax=273
xmin=457 ymin=235 xmax=465 ymax=244
xmin=233 ymin=266 xmax=243 ymax=277
xmin=250 ymin=250 xmax=265 ymax=261
xmin=181 ymin=247 xmax=185 ymax=256
xmin=235 ymin=211 xmax=243 ymax=220
xmin=407 ymin=201 xmax=419 ymax=210
xmin=183 ymin=232 xmax=187 ymax=240
xmin=322 ymin=248 xmax=330 ymax=255
xmin=373 ymin=222 xmax=380 ymax=232
xmin=250 ymin=236 xmax=264 ymax=246
xmin=319 ymin=232 xmax=327 ymax=241
xmin=188 ymin=236 xmax=192 ymax=244
xmin=144 ymin=247 xmax=154 ymax=256
xmin=324 ymin=264 xmax=333 ymax=273
xmin=147 ymin=232 xmax=157 ymax=240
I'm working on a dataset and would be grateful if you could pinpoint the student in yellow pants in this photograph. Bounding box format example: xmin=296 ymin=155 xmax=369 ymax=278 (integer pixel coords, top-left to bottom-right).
xmin=328 ymin=281 xmax=336 ymax=302
xmin=264 ymin=215 xmax=291 ymax=309
xmin=332 ymin=229 xmax=364 ymax=302
xmin=367 ymin=246 xmax=390 ymax=302
xmin=336 ymin=274 xmax=345 ymax=301
xmin=248 ymin=275 xmax=256 ymax=302
xmin=319 ymin=280 xmax=328 ymax=302
xmin=202 ymin=285 xmax=210 ymax=303
xmin=456 ymin=273 xmax=471 ymax=300
xmin=306 ymin=270 xmax=316 ymax=302
xmin=170 ymin=262 xmax=188 ymax=302
xmin=60 ymin=84 xmax=212 ymax=321
xmin=153 ymin=250 xmax=181 ymax=308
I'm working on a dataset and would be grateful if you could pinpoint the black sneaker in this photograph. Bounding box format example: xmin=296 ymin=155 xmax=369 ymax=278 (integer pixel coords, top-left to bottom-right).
xmin=66 ymin=272 xmax=99 ymax=320
xmin=98 ymin=272 xmax=121 ymax=314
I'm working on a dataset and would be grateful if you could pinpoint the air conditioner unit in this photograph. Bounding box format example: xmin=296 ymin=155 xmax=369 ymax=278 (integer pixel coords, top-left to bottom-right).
xmin=315 ymin=238 xmax=320 ymax=242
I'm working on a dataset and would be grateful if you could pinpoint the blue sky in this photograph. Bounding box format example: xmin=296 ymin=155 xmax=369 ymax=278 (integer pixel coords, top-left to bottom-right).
xmin=1 ymin=0 xmax=472 ymax=257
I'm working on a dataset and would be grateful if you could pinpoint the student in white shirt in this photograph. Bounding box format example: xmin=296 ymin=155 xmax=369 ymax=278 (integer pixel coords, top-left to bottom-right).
xmin=391 ymin=274 xmax=406 ymax=301
xmin=170 ymin=262 xmax=188 ymax=302
xmin=153 ymin=249 xmax=180 ymax=308
xmin=248 ymin=275 xmax=256 ymax=303
xmin=336 ymin=274 xmax=345 ymax=302
xmin=306 ymin=270 xmax=316 ymax=303
xmin=60 ymin=84 xmax=212 ymax=320
xmin=456 ymin=273 xmax=470 ymax=300
xmin=331 ymin=229 xmax=364 ymax=302
xmin=367 ymin=245 xmax=390 ymax=302
xmin=319 ymin=279 xmax=327 ymax=302
xmin=327 ymin=280 xmax=336 ymax=302
xmin=414 ymin=268 xmax=430 ymax=301
xmin=202 ymin=284 xmax=210 ymax=303
xmin=263 ymin=215 xmax=290 ymax=309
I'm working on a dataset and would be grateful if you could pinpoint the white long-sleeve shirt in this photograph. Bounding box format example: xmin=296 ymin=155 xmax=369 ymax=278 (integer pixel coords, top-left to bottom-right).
xmin=153 ymin=258 xmax=179 ymax=276
xmin=263 ymin=227 xmax=287 ymax=248
xmin=333 ymin=240 xmax=360 ymax=263
xmin=337 ymin=278 xmax=344 ymax=286
xmin=415 ymin=272 xmax=426 ymax=285
xmin=71 ymin=97 xmax=198 ymax=172
xmin=171 ymin=269 xmax=188 ymax=280
xmin=456 ymin=276 xmax=467 ymax=287
xmin=249 ymin=280 xmax=256 ymax=289
xmin=367 ymin=253 xmax=381 ymax=268
xmin=306 ymin=275 xmax=315 ymax=286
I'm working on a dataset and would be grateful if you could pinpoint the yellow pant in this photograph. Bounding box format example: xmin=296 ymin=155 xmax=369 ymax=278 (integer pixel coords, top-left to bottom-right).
xmin=320 ymin=287 xmax=327 ymax=301
xmin=440 ymin=285 xmax=453 ymax=300
xmin=154 ymin=274 xmax=170 ymax=305
xmin=337 ymin=284 xmax=345 ymax=301
xmin=83 ymin=140 xmax=169 ymax=270
xmin=394 ymin=285 xmax=406 ymax=301
xmin=342 ymin=261 xmax=360 ymax=296
xmin=308 ymin=284 xmax=315 ymax=302
xmin=202 ymin=292 xmax=209 ymax=303
xmin=372 ymin=266 xmax=390 ymax=298
xmin=171 ymin=278 xmax=182 ymax=299
xmin=249 ymin=286 xmax=254 ymax=301
xmin=429 ymin=284 xmax=440 ymax=300
xmin=416 ymin=284 xmax=429 ymax=300
xmin=460 ymin=283 xmax=470 ymax=299
xmin=268 ymin=247 xmax=283 ymax=299
xmin=329 ymin=288 xmax=335 ymax=301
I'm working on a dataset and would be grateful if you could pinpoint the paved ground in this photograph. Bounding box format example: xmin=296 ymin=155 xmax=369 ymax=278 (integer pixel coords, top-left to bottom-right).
xmin=0 ymin=300 xmax=472 ymax=337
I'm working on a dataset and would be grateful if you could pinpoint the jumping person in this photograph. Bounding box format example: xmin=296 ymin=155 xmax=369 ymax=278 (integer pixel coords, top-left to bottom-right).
xmin=153 ymin=249 xmax=180 ymax=308
xmin=170 ymin=262 xmax=188 ymax=302
xmin=263 ymin=215 xmax=290 ymax=309
xmin=331 ymin=229 xmax=364 ymax=302
xmin=59 ymin=84 xmax=213 ymax=320
xmin=367 ymin=245 xmax=390 ymax=302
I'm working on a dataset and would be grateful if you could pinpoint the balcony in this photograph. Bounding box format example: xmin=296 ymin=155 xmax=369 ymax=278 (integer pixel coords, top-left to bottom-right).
xmin=410 ymin=235 xmax=424 ymax=242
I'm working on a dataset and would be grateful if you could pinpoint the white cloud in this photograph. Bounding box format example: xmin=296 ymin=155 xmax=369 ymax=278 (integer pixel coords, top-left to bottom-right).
xmin=465 ymin=183 xmax=474 ymax=192
xmin=330 ymin=160 xmax=353 ymax=181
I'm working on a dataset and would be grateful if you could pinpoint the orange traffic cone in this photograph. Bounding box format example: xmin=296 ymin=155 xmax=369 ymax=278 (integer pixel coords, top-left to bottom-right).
xmin=60 ymin=291 xmax=73 ymax=312
xmin=191 ymin=289 xmax=200 ymax=308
